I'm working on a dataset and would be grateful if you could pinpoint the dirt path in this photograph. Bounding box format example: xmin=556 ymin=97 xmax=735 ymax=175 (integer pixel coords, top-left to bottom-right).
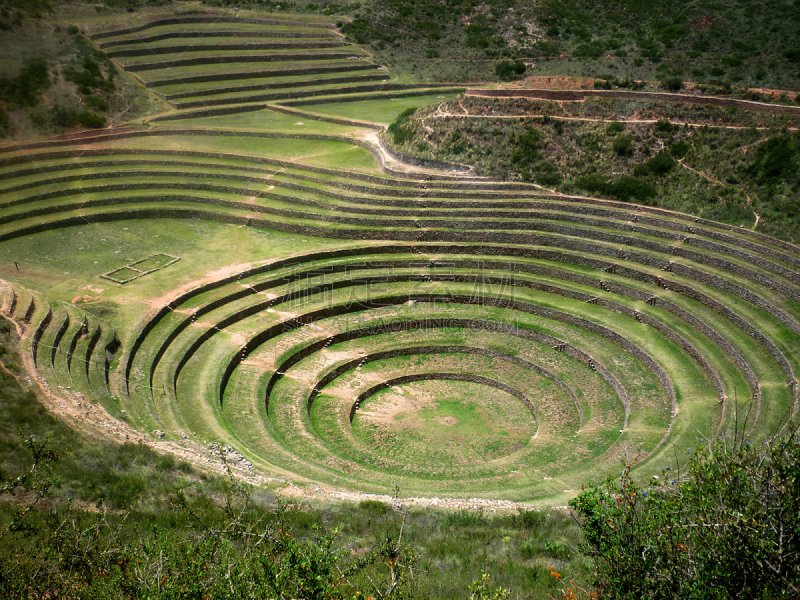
xmin=431 ymin=108 xmax=798 ymax=131
xmin=278 ymin=483 xmax=547 ymax=513
xmin=356 ymin=129 xmax=480 ymax=178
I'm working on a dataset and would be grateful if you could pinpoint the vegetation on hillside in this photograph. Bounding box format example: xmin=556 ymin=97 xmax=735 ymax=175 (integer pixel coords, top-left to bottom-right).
xmin=328 ymin=0 xmax=800 ymax=88
xmin=0 ymin=7 xmax=164 ymax=138
xmin=388 ymin=95 xmax=800 ymax=242
xmin=571 ymin=430 xmax=800 ymax=599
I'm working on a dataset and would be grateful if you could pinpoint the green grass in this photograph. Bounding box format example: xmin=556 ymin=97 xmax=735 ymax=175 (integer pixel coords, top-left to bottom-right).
xmin=353 ymin=381 xmax=538 ymax=465
xmin=104 ymin=134 xmax=382 ymax=171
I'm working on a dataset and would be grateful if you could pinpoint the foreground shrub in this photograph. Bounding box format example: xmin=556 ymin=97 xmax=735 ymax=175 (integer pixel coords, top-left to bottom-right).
xmin=0 ymin=444 xmax=417 ymax=600
xmin=570 ymin=429 xmax=800 ymax=599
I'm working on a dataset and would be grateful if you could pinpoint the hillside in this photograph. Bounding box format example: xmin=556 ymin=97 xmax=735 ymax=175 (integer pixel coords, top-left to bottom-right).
xmin=0 ymin=1 xmax=799 ymax=597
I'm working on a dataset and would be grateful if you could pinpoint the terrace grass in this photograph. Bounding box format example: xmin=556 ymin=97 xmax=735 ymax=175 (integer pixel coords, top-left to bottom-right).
xmin=0 ymin=219 xmax=348 ymax=334
xmin=156 ymin=72 xmax=384 ymax=97
xmin=118 ymin=48 xmax=367 ymax=68
xmin=141 ymin=60 xmax=375 ymax=83
xmin=3 ymin=3 xmax=799 ymax=502
xmin=88 ymin=20 xmax=334 ymax=40
xmin=105 ymin=35 xmax=339 ymax=52
xmin=130 ymin=253 xmax=178 ymax=272
xmin=103 ymin=135 xmax=382 ymax=172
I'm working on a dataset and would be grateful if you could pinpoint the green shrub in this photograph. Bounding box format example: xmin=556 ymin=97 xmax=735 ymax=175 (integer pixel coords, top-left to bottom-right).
xmin=612 ymin=134 xmax=634 ymax=156
xmin=670 ymin=139 xmax=690 ymax=158
xmin=606 ymin=121 xmax=625 ymax=135
xmin=721 ymin=56 xmax=744 ymax=68
xmin=633 ymin=151 xmax=675 ymax=176
xmin=654 ymin=119 xmax=678 ymax=135
xmin=0 ymin=60 xmax=50 ymax=107
xmin=576 ymin=173 xmax=656 ymax=203
xmin=0 ymin=106 xmax=9 ymax=137
xmin=387 ymin=108 xmax=417 ymax=145
xmin=84 ymin=94 xmax=108 ymax=112
xmin=575 ymin=40 xmax=606 ymax=58
xmin=570 ymin=430 xmax=800 ymax=599
xmin=661 ymin=76 xmax=683 ymax=91
xmin=495 ymin=60 xmax=526 ymax=81
xmin=44 ymin=106 xmax=106 ymax=129
xmin=511 ymin=126 xmax=544 ymax=167
xmin=517 ymin=508 xmax=546 ymax=530
xmin=745 ymin=133 xmax=799 ymax=185
xmin=358 ymin=499 xmax=390 ymax=514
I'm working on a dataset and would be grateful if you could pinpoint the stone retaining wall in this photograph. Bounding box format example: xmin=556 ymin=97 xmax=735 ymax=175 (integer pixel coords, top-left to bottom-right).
xmin=107 ymin=40 xmax=344 ymax=59
xmin=148 ymin=64 xmax=379 ymax=88
xmin=98 ymin=29 xmax=336 ymax=49
xmin=85 ymin=325 xmax=103 ymax=379
xmin=166 ymin=74 xmax=388 ymax=101
xmin=174 ymin=83 xmax=420 ymax=109
xmin=51 ymin=313 xmax=70 ymax=368
xmin=126 ymin=52 xmax=357 ymax=73
xmin=31 ymin=307 xmax=52 ymax=369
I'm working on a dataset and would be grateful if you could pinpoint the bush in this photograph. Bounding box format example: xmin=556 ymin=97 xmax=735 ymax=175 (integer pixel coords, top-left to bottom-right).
xmin=606 ymin=121 xmax=625 ymax=135
xmin=387 ymin=108 xmax=417 ymax=145
xmin=633 ymin=151 xmax=675 ymax=176
xmin=340 ymin=17 xmax=373 ymax=44
xmin=575 ymin=40 xmax=606 ymax=58
xmin=745 ymin=133 xmax=799 ymax=185
xmin=654 ymin=119 xmax=678 ymax=135
xmin=669 ymin=139 xmax=690 ymax=158
xmin=661 ymin=76 xmax=683 ymax=91
xmin=511 ymin=126 xmax=544 ymax=167
xmin=612 ymin=134 xmax=634 ymax=156
xmin=44 ymin=106 xmax=106 ymax=130
xmin=84 ymin=94 xmax=109 ymax=112
xmin=0 ymin=60 xmax=50 ymax=107
xmin=495 ymin=60 xmax=526 ymax=81
xmin=358 ymin=499 xmax=390 ymax=514
xmin=570 ymin=430 xmax=800 ymax=599
xmin=0 ymin=106 xmax=9 ymax=137
xmin=444 ymin=509 xmax=487 ymax=527
xmin=576 ymin=173 xmax=656 ymax=203
xmin=517 ymin=508 xmax=546 ymax=530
